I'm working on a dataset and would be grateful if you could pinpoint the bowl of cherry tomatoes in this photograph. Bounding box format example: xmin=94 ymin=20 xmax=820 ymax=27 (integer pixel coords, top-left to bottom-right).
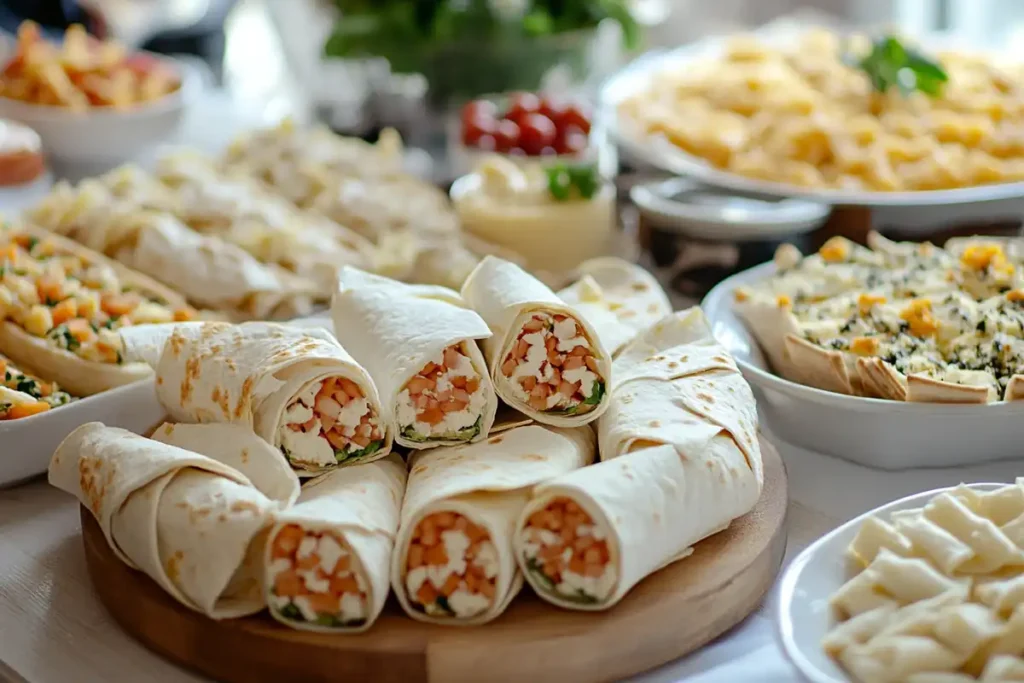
xmin=449 ymin=91 xmax=595 ymax=176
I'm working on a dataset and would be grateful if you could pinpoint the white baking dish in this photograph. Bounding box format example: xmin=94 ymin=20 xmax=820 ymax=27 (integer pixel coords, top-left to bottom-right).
xmin=703 ymin=264 xmax=1024 ymax=470
xmin=0 ymin=379 xmax=164 ymax=488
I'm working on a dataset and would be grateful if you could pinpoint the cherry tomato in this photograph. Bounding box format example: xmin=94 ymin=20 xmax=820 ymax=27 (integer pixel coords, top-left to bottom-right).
xmin=493 ymin=119 xmax=521 ymax=152
xmin=517 ymin=113 xmax=557 ymax=155
xmin=505 ymin=92 xmax=542 ymax=124
xmin=557 ymin=103 xmax=592 ymax=135
xmin=538 ymin=95 xmax=567 ymax=124
xmin=462 ymin=114 xmax=496 ymax=146
xmin=554 ymin=125 xmax=588 ymax=156
xmin=475 ymin=134 xmax=497 ymax=152
xmin=461 ymin=99 xmax=498 ymax=126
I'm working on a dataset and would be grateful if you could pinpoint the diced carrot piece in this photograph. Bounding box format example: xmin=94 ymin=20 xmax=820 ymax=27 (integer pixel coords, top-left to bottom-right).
xmin=416 ymin=582 xmax=439 ymax=605
xmin=465 ymin=378 xmax=480 ymax=393
xmin=441 ymin=399 xmax=468 ymax=412
xmin=454 ymin=516 xmax=469 ymax=532
xmin=451 ymin=376 xmax=467 ymax=389
xmin=101 ymin=293 xmax=139 ymax=317
xmin=306 ymin=593 xmax=340 ymax=614
xmin=338 ymin=377 xmax=363 ymax=399
xmin=36 ymin=275 xmax=63 ymax=303
xmin=272 ymin=525 xmax=305 ymax=558
xmin=51 ymin=298 xmax=77 ymax=325
xmin=466 ymin=523 xmax=489 ymax=544
xmin=440 ymin=574 xmax=461 ymax=596
xmin=523 ymin=319 xmax=544 ymax=332
xmin=479 ymin=580 xmax=496 ymax=599
xmin=65 ymin=318 xmax=95 ymax=342
xmin=465 ymin=572 xmax=480 ymax=592
xmin=350 ymin=434 xmax=370 ymax=448
xmin=444 ymin=347 xmax=461 ymax=368
xmin=407 ymin=543 xmax=425 ymax=570
xmin=563 ymin=356 xmax=584 ymax=370
xmin=334 ymin=554 xmax=351 ymax=575
xmin=296 ymin=552 xmax=320 ymax=570
xmin=425 ymin=544 xmax=448 ymax=566
xmin=406 ymin=376 xmax=434 ymax=395
xmin=528 ymin=395 xmax=547 ymax=411
xmin=584 ymin=562 xmax=605 ymax=577
xmin=571 ymin=346 xmax=589 ymax=357
xmin=173 ymin=308 xmax=195 ymax=322
xmin=421 ymin=361 xmax=438 ymax=376
xmin=545 ymin=336 xmax=557 ymax=353
xmin=569 ymin=556 xmax=587 ymax=575
xmin=539 ymin=544 xmax=563 ymax=561
xmin=6 ymin=402 xmax=50 ymax=419
xmin=435 ymin=389 xmax=452 ymax=403
xmin=273 ymin=571 xmax=303 ymax=598
xmin=585 ymin=356 xmax=600 ymax=372
xmin=418 ymin=407 xmax=445 ymax=425
xmin=548 ymin=349 xmax=563 ymax=367
xmin=325 ymin=430 xmax=349 ymax=451
xmin=317 ymin=378 xmax=337 ymax=400
xmin=433 ymin=512 xmax=456 ymax=529
xmin=329 ymin=574 xmax=359 ymax=595
xmin=501 ymin=359 xmax=516 ymax=377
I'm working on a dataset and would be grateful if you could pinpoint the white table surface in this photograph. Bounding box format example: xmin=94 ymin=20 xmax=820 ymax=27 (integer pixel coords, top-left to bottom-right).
xmin=6 ymin=423 xmax=1023 ymax=683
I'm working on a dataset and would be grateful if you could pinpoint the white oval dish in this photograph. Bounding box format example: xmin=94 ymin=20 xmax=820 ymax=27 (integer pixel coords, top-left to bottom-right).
xmin=702 ymin=263 xmax=1024 ymax=470
xmin=777 ymin=483 xmax=1006 ymax=683
xmin=0 ymin=54 xmax=200 ymax=176
xmin=602 ymin=26 xmax=1024 ymax=208
xmin=0 ymin=379 xmax=164 ymax=488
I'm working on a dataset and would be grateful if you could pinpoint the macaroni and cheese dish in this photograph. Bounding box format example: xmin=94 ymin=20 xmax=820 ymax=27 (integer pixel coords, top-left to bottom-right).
xmin=825 ymin=481 xmax=1024 ymax=682
xmin=733 ymin=232 xmax=1024 ymax=403
xmin=0 ymin=22 xmax=180 ymax=110
xmin=621 ymin=29 xmax=1024 ymax=192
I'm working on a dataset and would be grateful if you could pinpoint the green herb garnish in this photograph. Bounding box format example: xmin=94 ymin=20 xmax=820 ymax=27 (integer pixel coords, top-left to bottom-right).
xmin=850 ymin=35 xmax=948 ymax=97
xmin=434 ymin=595 xmax=454 ymax=616
xmin=48 ymin=325 xmax=80 ymax=352
xmin=15 ymin=378 xmax=38 ymax=396
xmin=278 ymin=603 xmax=303 ymax=621
xmin=545 ymin=162 xmax=600 ymax=202
xmin=337 ymin=439 xmax=384 ymax=463
xmin=583 ymin=379 xmax=605 ymax=406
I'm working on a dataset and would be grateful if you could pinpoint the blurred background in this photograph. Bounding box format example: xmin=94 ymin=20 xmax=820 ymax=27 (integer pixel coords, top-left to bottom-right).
xmin=5 ymin=0 xmax=1024 ymax=140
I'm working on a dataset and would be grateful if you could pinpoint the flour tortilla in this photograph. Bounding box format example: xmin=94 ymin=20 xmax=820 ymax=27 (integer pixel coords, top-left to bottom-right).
xmin=732 ymin=291 xmax=802 ymax=378
xmin=517 ymin=436 xmax=758 ymax=611
xmin=331 ymin=268 xmax=498 ymax=449
xmin=151 ymin=422 xmax=300 ymax=507
xmin=460 ymin=255 xmax=613 ymax=427
xmin=598 ymin=307 xmax=762 ymax=485
xmin=391 ymin=425 xmax=595 ymax=625
xmin=48 ymin=422 xmax=275 ymax=618
xmin=264 ymin=454 xmax=406 ymax=633
xmin=119 ymin=321 xmax=392 ymax=474
xmin=0 ymin=223 xmax=190 ymax=397
xmin=557 ymin=258 xmax=672 ymax=357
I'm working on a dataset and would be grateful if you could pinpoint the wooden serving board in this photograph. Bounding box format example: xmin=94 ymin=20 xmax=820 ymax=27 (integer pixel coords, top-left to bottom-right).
xmin=81 ymin=436 xmax=788 ymax=683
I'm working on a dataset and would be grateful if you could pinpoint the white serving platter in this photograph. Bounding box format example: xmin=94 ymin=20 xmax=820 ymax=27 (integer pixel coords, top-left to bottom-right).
xmin=776 ymin=483 xmax=1005 ymax=683
xmin=601 ymin=23 xmax=1024 ymax=209
xmin=702 ymin=263 xmax=1024 ymax=470
xmin=0 ymin=379 xmax=164 ymax=488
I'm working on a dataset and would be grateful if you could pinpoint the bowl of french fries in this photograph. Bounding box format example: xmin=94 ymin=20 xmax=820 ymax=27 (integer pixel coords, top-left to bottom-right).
xmin=0 ymin=22 xmax=196 ymax=171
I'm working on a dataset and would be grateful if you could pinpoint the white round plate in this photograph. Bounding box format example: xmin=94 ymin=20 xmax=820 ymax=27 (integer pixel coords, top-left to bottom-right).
xmin=602 ymin=28 xmax=1024 ymax=208
xmin=702 ymin=263 xmax=1024 ymax=469
xmin=777 ymin=483 xmax=1005 ymax=683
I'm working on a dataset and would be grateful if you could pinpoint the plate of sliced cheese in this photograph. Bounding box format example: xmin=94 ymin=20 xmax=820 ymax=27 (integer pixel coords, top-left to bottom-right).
xmin=778 ymin=481 xmax=1024 ymax=683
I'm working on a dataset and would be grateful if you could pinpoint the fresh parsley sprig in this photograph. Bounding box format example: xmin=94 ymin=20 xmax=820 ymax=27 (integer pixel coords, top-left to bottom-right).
xmin=545 ymin=162 xmax=600 ymax=202
xmin=849 ymin=35 xmax=949 ymax=97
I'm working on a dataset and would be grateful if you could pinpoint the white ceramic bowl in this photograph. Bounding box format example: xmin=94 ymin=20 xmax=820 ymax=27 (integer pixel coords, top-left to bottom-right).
xmin=777 ymin=483 xmax=1005 ymax=683
xmin=0 ymin=54 xmax=199 ymax=176
xmin=702 ymin=264 xmax=1024 ymax=470
xmin=0 ymin=379 xmax=164 ymax=488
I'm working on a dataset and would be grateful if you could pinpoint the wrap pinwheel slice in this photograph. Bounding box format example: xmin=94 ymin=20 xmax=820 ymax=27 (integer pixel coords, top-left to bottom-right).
xmin=514 ymin=307 xmax=763 ymax=610
xmin=264 ymin=454 xmax=407 ymax=633
xmin=557 ymin=257 xmax=673 ymax=357
xmin=461 ymin=256 xmax=613 ymax=426
xmin=331 ymin=268 xmax=498 ymax=449
xmin=119 ymin=321 xmax=392 ymax=475
xmin=391 ymin=425 xmax=595 ymax=625
xmin=48 ymin=422 xmax=276 ymax=619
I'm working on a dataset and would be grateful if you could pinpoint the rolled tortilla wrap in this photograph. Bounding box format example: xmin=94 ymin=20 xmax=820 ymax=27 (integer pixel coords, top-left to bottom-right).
xmin=264 ymin=454 xmax=406 ymax=633
xmin=120 ymin=321 xmax=392 ymax=475
xmin=558 ymin=258 xmax=672 ymax=356
xmin=151 ymin=422 xmax=301 ymax=508
xmin=516 ymin=308 xmax=763 ymax=610
xmin=515 ymin=437 xmax=759 ymax=611
xmin=597 ymin=307 xmax=762 ymax=468
xmin=391 ymin=424 xmax=596 ymax=625
xmin=331 ymin=268 xmax=498 ymax=449
xmin=48 ymin=422 xmax=276 ymax=618
xmin=26 ymin=180 xmax=317 ymax=321
xmin=461 ymin=256 xmax=613 ymax=426
xmin=0 ymin=223 xmax=197 ymax=397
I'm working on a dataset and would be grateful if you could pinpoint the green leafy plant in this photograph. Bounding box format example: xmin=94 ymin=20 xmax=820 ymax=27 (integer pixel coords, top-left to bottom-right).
xmin=545 ymin=161 xmax=600 ymax=201
xmin=849 ymin=35 xmax=949 ymax=97
xmin=323 ymin=0 xmax=639 ymax=98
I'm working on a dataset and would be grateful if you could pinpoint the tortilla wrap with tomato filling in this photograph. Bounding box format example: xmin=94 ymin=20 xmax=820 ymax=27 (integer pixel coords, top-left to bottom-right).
xmin=48 ymin=422 xmax=275 ymax=618
xmin=461 ymin=256 xmax=613 ymax=427
xmin=513 ymin=308 xmax=762 ymax=610
xmin=330 ymin=268 xmax=498 ymax=450
xmin=264 ymin=454 xmax=406 ymax=633
xmin=390 ymin=425 xmax=595 ymax=625
xmin=150 ymin=422 xmax=300 ymax=507
xmin=119 ymin=321 xmax=392 ymax=475
xmin=557 ymin=257 xmax=672 ymax=357
xmin=0 ymin=223 xmax=194 ymax=397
